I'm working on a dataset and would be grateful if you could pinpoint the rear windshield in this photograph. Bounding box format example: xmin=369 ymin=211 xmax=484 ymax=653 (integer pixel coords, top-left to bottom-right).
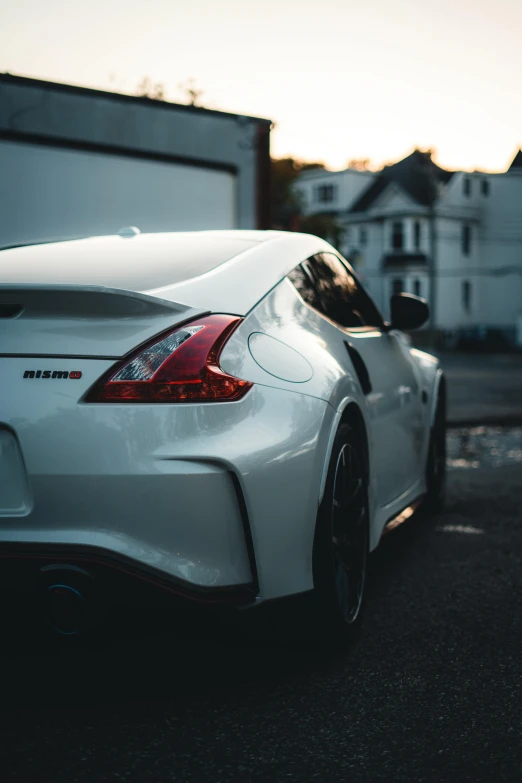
xmin=0 ymin=234 xmax=260 ymax=291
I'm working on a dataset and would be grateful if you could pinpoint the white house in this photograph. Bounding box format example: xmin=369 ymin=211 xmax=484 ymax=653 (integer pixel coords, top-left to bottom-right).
xmin=295 ymin=149 xmax=522 ymax=346
xmin=296 ymin=166 xmax=374 ymax=216
xmin=0 ymin=74 xmax=272 ymax=247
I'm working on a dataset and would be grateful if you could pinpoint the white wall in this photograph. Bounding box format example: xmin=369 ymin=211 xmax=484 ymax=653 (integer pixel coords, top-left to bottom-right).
xmin=477 ymin=171 xmax=522 ymax=328
xmin=0 ymin=140 xmax=236 ymax=245
xmin=349 ymin=222 xmax=385 ymax=308
xmin=442 ymin=171 xmax=485 ymax=211
xmin=434 ymin=216 xmax=480 ymax=329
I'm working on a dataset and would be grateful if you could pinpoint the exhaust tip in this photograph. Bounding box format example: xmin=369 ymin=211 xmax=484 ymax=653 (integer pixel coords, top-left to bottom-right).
xmin=47 ymin=584 xmax=85 ymax=635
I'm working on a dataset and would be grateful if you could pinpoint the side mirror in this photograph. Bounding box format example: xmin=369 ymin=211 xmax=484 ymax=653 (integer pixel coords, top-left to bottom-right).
xmin=390 ymin=293 xmax=429 ymax=331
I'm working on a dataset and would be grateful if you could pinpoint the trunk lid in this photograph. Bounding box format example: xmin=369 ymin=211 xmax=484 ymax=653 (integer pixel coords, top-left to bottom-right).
xmin=0 ymin=285 xmax=208 ymax=358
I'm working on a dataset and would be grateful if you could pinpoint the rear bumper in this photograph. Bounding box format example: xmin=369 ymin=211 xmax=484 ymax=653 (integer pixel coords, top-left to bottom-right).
xmin=0 ymin=543 xmax=256 ymax=607
xmin=1 ymin=374 xmax=332 ymax=601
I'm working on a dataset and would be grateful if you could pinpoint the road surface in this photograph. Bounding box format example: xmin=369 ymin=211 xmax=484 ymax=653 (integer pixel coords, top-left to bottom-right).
xmin=437 ymin=352 xmax=522 ymax=425
xmin=2 ymin=430 xmax=522 ymax=783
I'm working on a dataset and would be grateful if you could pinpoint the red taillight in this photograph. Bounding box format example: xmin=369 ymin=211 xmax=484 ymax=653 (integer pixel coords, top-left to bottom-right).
xmin=85 ymin=315 xmax=252 ymax=403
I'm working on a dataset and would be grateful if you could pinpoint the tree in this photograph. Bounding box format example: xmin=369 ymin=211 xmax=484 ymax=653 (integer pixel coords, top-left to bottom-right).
xmin=136 ymin=76 xmax=166 ymax=101
xmin=270 ymin=157 xmax=325 ymax=230
xmin=178 ymin=78 xmax=204 ymax=106
xmin=347 ymin=158 xmax=371 ymax=171
xmin=298 ymin=213 xmax=345 ymax=246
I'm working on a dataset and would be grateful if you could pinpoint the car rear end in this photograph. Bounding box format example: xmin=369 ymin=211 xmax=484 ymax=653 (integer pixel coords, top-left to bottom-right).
xmin=0 ymin=283 xmax=261 ymax=632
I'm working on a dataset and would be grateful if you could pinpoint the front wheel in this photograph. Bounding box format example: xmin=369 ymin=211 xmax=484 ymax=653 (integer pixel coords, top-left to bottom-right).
xmin=423 ymin=389 xmax=446 ymax=513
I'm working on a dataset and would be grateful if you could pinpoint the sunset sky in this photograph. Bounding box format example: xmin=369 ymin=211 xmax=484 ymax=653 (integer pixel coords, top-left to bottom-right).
xmin=2 ymin=0 xmax=521 ymax=172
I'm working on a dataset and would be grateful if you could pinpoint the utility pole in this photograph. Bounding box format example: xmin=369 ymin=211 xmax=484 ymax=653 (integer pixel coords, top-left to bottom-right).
xmin=427 ymin=152 xmax=438 ymax=349
xmin=429 ymin=204 xmax=437 ymax=347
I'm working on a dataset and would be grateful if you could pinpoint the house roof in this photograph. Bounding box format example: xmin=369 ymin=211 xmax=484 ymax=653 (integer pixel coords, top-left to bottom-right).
xmin=350 ymin=150 xmax=454 ymax=213
xmin=508 ymin=150 xmax=522 ymax=170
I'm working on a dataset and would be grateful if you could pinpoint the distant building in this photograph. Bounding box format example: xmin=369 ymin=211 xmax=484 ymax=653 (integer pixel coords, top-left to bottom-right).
xmin=295 ymin=149 xmax=522 ymax=347
xmin=0 ymin=74 xmax=271 ymax=247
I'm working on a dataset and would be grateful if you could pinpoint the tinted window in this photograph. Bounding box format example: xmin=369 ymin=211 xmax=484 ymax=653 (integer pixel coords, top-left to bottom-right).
xmin=287 ymin=263 xmax=322 ymax=311
xmin=307 ymin=253 xmax=383 ymax=329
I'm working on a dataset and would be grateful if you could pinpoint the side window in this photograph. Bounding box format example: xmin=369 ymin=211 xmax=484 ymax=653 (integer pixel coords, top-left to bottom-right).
xmin=307 ymin=253 xmax=383 ymax=329
xmin=287 ymin=263 xmax=322 ymax=311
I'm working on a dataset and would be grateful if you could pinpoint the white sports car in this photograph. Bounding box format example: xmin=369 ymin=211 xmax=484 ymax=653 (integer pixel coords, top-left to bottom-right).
xmin=0 ymin=230 xmax=445 ymax=641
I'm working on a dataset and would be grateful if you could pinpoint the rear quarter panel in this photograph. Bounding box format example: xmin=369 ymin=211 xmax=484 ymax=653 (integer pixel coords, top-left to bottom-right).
xmin=220 ymin=278 xmax=379 ymax=534
xmin=220 ymin=278 xmax=366 ymax=411
xmin=221 ymin=281 xmax=444 ymax=555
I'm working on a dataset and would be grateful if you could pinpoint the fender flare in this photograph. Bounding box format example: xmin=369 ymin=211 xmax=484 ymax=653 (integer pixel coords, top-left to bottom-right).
xmin=318 ymin=396 xmax=371 ymax=506
xmin=429 ymin=368 xmax=446 ymax=429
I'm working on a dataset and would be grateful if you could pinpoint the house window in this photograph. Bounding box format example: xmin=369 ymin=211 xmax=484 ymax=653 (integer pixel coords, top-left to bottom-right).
xmin=462 ymin=280 xmax=472 ymax=312
xmin=462 ymin=224 xmax=471 ymax=256
xmin=463 ymin=177 xmax=471 ymax=197
xmin=413 ymin=221 xmax=421 ymax=250
xmin=481 ymin=179 xmax=490 ymax=197
xmin=359 ymin=227 xmax=367 ymax=246
xmin=392 ymin=221 xmax=404 ymax=251
xmin=392 ymin=278 xmax=404 ymax=295
xmin=314 ymin=184 xmax=336 ymax=203
xmin=413 ymin=279 xmax=422 ymax=297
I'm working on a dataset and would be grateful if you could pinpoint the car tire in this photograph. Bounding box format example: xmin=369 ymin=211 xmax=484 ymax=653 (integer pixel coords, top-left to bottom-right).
xmin=310 ymin=422 xmax=369 ymax=645
xmin=423 ymin=389 xmax=446 ymax=513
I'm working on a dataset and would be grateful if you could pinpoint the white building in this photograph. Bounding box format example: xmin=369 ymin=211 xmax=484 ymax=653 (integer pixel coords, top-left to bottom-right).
xmin=296 ymin=166 xmax=374 ymax=217
xmin=295 ymin=150 xmax=522 ymax=346
xmin=0 ymin=74 xmax=271 ymax=247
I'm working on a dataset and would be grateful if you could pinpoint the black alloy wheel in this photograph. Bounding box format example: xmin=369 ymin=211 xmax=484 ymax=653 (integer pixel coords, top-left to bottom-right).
xmin=424 ymin=392 xmax=447 ymax=512
xmin=312 ymin=422 xmax=369 ymax=643
xmin=330 ymin=440 xmax=368 ymax=624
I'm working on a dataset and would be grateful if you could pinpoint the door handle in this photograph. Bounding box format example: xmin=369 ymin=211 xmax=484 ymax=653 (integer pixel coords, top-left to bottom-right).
xmin=344 ymin=341 xmax=372 ymax=395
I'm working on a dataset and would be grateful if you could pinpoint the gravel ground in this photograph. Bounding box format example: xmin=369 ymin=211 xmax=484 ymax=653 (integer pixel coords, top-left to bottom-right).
xmin=2 ymin=433 xmax=522 ymax=783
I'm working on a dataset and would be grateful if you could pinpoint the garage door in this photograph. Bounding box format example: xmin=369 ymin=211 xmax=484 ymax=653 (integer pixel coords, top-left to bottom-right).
xmin=0 ymin=139 xmax=237 ymax=246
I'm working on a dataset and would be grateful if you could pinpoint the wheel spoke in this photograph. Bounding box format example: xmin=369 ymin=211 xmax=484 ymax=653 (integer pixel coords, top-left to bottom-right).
xmin=331 ymin=442 xmax=368 ymax=624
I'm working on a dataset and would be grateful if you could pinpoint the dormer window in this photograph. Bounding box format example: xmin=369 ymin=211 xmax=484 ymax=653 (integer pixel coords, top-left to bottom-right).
xmin=463 ymin=177 xmax=471 ymax=197
xmin=314 ymin=184 xmax=336 ymax=203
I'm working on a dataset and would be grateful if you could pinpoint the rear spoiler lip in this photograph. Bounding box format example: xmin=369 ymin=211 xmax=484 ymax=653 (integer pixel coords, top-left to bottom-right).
xmin=0 ymin=283 xmax=195 ymax=317
xmin=0 ymin=284 xmax=213 ymax=359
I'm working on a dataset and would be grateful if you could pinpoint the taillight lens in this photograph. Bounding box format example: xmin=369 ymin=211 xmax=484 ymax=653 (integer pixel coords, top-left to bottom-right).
xmin=85 ymin=314 xmax=252 ymax=403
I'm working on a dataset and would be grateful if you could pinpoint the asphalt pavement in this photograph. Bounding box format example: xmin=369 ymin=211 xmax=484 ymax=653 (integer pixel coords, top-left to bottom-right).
xmin=2 ymin=429 xmax=522 ymax=783
xmin=436 ymin=351 xmax=522 ymax=426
